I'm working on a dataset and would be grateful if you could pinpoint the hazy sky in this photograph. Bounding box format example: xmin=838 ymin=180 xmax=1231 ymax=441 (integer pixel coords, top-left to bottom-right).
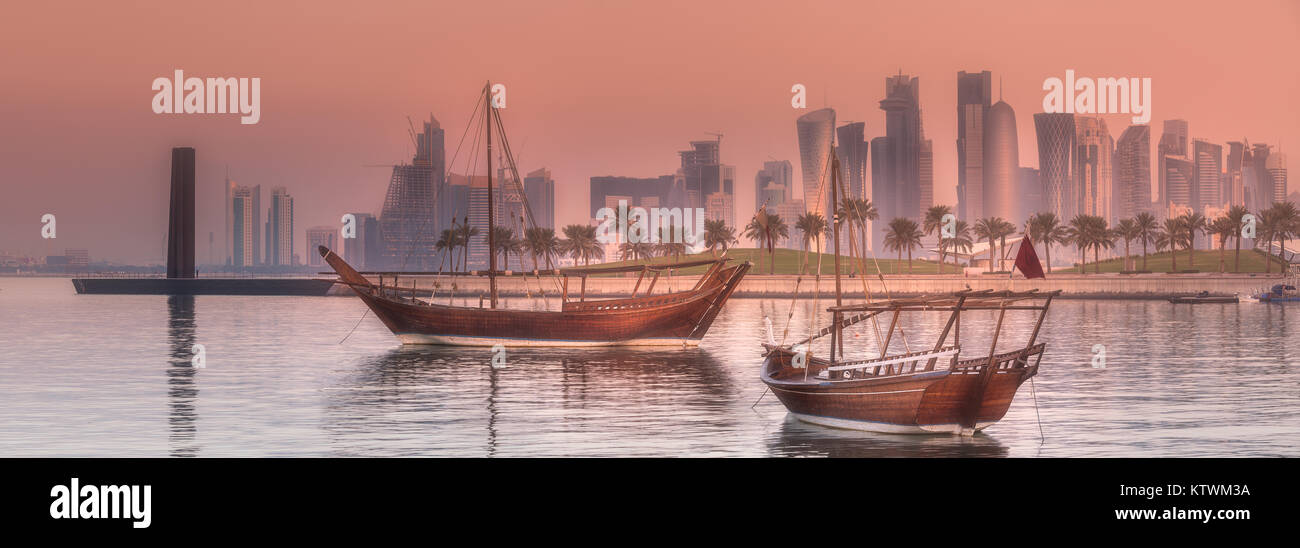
xmin=2 ymin=0 xmax=1297 ymax=264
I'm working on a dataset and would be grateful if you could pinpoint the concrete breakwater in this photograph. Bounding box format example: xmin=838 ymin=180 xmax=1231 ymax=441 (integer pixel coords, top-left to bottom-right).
xmin=324 ymin=271 xmax=1290 ymax=300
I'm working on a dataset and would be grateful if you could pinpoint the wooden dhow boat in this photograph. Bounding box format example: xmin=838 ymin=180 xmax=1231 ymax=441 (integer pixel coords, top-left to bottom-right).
xmin=322 ymin=247 xmax=749 ymax=346
xmin=761 ymin=289 xmax=1058 ymax=435
xmin=322 ymin=82 xmax=750 ymax=346
xmin=757 ymin=146 xmax=1055 ymax=435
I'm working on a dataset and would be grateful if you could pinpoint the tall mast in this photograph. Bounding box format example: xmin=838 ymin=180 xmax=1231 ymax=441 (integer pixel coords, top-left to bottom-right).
xmin=486 ymin=81 xmax=498 ymax=308
xmin=831 ymin=152 xmax=843 ymax=308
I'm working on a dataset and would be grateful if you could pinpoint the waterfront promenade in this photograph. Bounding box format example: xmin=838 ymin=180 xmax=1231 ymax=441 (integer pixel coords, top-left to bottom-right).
xmin=327 ymin=271 xmax=1291 ymax=300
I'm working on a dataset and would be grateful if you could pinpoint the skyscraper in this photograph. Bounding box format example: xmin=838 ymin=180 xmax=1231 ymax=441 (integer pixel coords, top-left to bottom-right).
xmin=380 ymin=115 xmax=444 ymax=270
xmin=1075 ymin=117 xmax=1113 ymax=222
xmin=224 ymin=171 xmax=234 ymax=265
xmin=754 ymin=160 xmax=793 ymax=208
xmin=1165 ymin=156 xmax=1195 ymax=211
xmin=523 ymin=167 xmax=555 ymax=230
xmin=266 ymin=186 xmax=293 ymax=266
xmin=1158 ymin=119 xmax=1189 ymax=210
xmin=305 ymin=226 xmax=337 ymax=268
xmin=1193 ymin=140 xmax=1223 ymax=213
xmin=797 ymin=108 xmax=836 ymax=219
xmin=343 ymin=212 xmax=380 ymax=270
xmin=1034 ymin=113 xmax=1076 ymax=221
xmin=1267 ymin=151 xmax=1288 ymax=206
xmin=957 ymin=70 xmax=992 ymax=222
xmin=1114 ymin=125 xmax=1152 ymax=222
xmin=919 ymin=138 xmax=934 ymax=212
xmin=836 ymin=122 xmax=868 ymax=200
xmin=1249 ymin=143 xmax=1273 ymax=211
xmin=1018 ymin=168 xmax=1043 ymax=223
xmin=877 ymin=73 xmax=923 ymax=225
xmin=230 ymin=184 xmax=260 ymax=267
xmin=983 ymin=98 xmax=1019 ymax=224
xmin=589 ymin=175 xmax=675 ymax=219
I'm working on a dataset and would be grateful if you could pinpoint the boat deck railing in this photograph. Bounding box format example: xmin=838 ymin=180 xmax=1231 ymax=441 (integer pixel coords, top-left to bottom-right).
xmin=822 ymin=346 xmax=960 ymax=379
xmin=950 ymin=343 xmax=1046 ymax=375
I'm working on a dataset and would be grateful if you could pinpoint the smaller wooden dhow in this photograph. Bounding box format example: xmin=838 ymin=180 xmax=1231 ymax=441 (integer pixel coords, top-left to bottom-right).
xmin=761 ymin=290 xmax=1059 ymax=435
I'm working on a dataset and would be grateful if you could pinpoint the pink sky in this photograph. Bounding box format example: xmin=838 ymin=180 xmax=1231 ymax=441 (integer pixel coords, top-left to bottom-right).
xmin=2 ymin=0 xmax=1297 ymax=264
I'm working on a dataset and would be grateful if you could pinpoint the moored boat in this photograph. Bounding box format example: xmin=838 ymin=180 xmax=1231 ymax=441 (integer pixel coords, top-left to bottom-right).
xmin=1255 ymin=284 xmax=1300 ymax=302
xmin=1168 ymin=291 xmax=1239 ymax=304
xmin=761 ymin=290 xmax=1057 ymax=435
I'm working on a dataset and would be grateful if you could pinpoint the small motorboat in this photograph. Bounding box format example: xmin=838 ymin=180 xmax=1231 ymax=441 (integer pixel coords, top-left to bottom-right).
xmin=1255 ymin=284 xmax=1300 ymax=303
xmin=1168 ymin=291 xmax=1239 ymax=304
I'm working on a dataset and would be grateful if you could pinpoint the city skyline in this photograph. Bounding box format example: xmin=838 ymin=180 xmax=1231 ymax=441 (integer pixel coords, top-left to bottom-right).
xmin=3 ymin=1 xmax=1298 ymax=264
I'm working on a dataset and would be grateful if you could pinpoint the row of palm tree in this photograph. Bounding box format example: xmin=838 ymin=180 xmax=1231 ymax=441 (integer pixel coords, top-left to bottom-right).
xmin=1021 ymin=202 xmax=1300 ymax=274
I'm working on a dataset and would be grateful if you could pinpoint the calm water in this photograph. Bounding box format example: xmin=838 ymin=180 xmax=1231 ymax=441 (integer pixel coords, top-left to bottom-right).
xmin=2 ymin=277 xmax=1298 ymax=457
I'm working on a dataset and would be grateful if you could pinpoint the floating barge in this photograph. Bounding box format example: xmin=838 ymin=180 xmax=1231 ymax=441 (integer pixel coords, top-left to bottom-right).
xmin=72 ymin=277 xmax=335 ymax=296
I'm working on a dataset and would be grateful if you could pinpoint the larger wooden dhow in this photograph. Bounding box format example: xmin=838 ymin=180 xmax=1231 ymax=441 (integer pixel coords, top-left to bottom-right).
xmin=321 ymin=246 xmax=749 ymax=346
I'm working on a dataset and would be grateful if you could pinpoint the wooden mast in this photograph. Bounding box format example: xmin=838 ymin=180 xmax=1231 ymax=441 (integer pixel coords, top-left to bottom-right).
xmin=485 ymin=81 xmax=498 ymax=308
xmin=830 ymin=151 xmax=843 ymax=361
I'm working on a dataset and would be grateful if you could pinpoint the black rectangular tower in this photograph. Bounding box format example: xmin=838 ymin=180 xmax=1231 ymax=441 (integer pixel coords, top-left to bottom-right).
xmin=168 ymin=147 xmax=196 ymax=279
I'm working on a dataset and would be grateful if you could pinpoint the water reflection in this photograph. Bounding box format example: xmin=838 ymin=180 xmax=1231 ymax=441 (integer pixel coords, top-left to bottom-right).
xmin=165 ymin=295 xmax=199 ymax=457
xmin=768 ymin=415 xmax=1010 ymax=458
xmin=321 ymin=346 xmax=735 ymax=456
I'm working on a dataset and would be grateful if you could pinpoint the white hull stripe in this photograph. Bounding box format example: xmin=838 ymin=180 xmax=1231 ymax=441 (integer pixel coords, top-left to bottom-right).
xmin=790 ymin=412 xmax=995 ymax=435
xmin=769 ymin=386 xmax=927 ymax=396
xmin=395 ymin=333 xmax=701 ymax=347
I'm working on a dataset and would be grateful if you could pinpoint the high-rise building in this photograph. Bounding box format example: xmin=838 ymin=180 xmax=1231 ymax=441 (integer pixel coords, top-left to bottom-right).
xmin=1114 ymin=125 xmax=1152 ymax=222
xmin=1075 ymin=117 xmax=1113 ymax=222
xmin=305 ymin=226 xmax=337 ymax=268
xmin=797 ymin=108 xmax=836 ymax=219
xmin=1249 ymin=143 xmax=1273 ymax=211
xmin=224 ymin=172 xmax=234 ymax=265
xmin=754 ymin=160 xmax=793 ymax=209
xmin=1227 ymin=141 xmax=1247 ymax=208
xmin=957 ymin=70 xmax=992 ymax=222
xmin=589 ymin=175 xmax=675 ymax=219
xmin=1192 ymin=140 xmax=1223 ymax=213
xmin=1267 ymin=151 xmax=1289 ymax=206
xmin=523 ymin=167 xmax=555 ymax=230
xmin=167 ymin=147 xmax=196 ymax=279
xmin=343 ymin=212 xmax=380 ymax=270
xmin=877 ymin=73 xmax=923 ymax=226
xmin=1164 ymin=156 xmax=1195 ymax=211
xmin=1018 ymin=168 xmax=1043 ymax=223
xmin=836 ymin=122 xmax=868 ymax=200
xmin=919 ymin=138 xmax=934 ymax=212
xmin=459 ymin=174 xmax=491 ymax=270
xmin=983 ymin=98 xmax=1019 ymax=224
xmin=266 ymin=186 xmax=294 ymax=266
xmin=230 ymin=184 xmax=260 ymax=267
xmin=1034 ymin=113 xmax=1076 ymax=221
xmin=1158 ymin=119 xmax=1189 ymax=210
xmin=380 ymin=115 xmax=444 ymax=270
xmin=679 ymin=139 xmax=731 ymax=215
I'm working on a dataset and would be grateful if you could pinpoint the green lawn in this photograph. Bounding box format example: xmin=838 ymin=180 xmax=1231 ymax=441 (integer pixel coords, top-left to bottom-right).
xmin=1054 ymin=248 xmax=1287 ymax=274
xmin=590 ymin=247 xmax=961 ymax=275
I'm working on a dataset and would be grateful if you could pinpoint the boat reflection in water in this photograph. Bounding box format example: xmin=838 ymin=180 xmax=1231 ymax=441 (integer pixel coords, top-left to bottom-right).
xmin=320 ymin=346 xmax=734 ymax=457
xmin=768 ymin=415 xmax=1009 ymax=458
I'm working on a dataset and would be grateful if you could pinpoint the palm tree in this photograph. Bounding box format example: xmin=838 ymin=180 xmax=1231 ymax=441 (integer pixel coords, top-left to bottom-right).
xmin=619 ymin=240 xmax=653 ymax=262
xmin=1224 ymin=205 xmax=1250 ymax=273
xmin=1209 ymin=215 xmax=1236 ymax=273
xmin=794 ymin=212 xmax=827 ymax=275
xmin=1114 ymin=218 xmax=1139 ymax=271
xmin=435 ymin=228 xmax=458 ymax=272
xmin=655 ymin=220 xmax=688 ymax=261
xmin=1180 ymin=212 xmax=1207 ymax=267
xmin=744 ymin=212 xmax=788 ymax=274
xmin=1066 ymin=215 xmax=1092 ymax=273
xmin=702 ymin=219 xmax=736 ymax=257
xmin=559 ymin=224 xmax=603 ymax=266
xmin=1260 ymin=202 xmax=1299 ymax=274
xmin=883 ymin=217 xmax=923 ymax=274
xmin=846 ymin=198 xmax=878 ymax=268
xmin=923 ymin=205 xmax=953 ymax=265
xmin=973 ymin=218 xmax=998 ymax=273
xmin=1028 ymin=212 xmax=1069 ymax=275
xmin=456 ymin=217 xmax=479 ymax=272
xmin=523 ymin=227 xmax=556 ymax=272
xmin=489 ymin=226 xmax=516 ymax=271
xmin=1091 ymin=218 xmax=1115 ymax=273
xmin=1133 ymin=212 xmax=1158 ymax=271
xmin=993 ymin=218 xmax=1017 ymax=272
xmin=1160 ymin=217 xmax=1185 ymax=272
xmin=941 ymin=219 xmax=973 ymax=269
